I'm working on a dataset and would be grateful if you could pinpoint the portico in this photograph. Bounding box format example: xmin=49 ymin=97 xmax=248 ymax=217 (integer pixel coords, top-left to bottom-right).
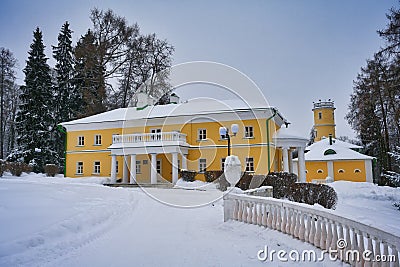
xmin=108 ymin=132 xmax=189 ymax=184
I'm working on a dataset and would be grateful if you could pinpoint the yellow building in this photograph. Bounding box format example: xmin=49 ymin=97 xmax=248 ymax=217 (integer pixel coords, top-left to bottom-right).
xmin=312 ymin=100 xmax=336 ymax=142
xmin=60 ymin=96 xmax=309 ymax=184
xmin=293 ymin=100 xmax=374 ymax=183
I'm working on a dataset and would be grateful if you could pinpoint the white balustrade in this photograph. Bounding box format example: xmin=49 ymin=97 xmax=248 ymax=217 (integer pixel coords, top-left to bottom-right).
xmin=223 ymin=193 xmax=400 ymax=267
xmin=112 ymin=132 xmax=187 ymax=144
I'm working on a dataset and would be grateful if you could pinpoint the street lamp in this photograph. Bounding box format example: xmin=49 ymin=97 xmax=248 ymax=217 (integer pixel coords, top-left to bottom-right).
xmin=219 ymin=124 xmax=239 ymax=156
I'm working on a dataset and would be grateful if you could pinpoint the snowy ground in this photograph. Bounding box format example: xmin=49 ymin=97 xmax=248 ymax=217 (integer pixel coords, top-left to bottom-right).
xmin=0 ymin=173 xmax=399 ymax=266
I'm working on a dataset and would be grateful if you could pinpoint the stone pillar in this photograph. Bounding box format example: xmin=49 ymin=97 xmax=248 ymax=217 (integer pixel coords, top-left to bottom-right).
xmin=182 ymin=153 xmax=188 ymax=169
xmin=130 ymin=154 xmax=136 ymax=184
xmin=150 ymin=153 xmax=157 ymax=184
xmin=297 ymin=147 xmax=306 ymax=182
xmin=288 ymin=149 xmax=294 ymax=174
xmin=282 ymin=147 xmax=289 ymax=173
xmin=123 ymin=155 xmax=129 ymax=183
xmin=327 ymin=161 xmax=334 ymax=180
xmin=110 ymin=155 xmax=117 ymax=183
xmin=172 ymin=152 xmax=178 ymax=184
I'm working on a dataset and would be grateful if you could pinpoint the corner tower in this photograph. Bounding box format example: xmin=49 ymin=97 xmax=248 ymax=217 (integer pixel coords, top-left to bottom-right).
xmin=312 ymin=100 xmax=336 ymax=142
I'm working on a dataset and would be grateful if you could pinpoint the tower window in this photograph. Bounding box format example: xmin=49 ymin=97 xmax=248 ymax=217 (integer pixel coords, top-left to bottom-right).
xmin=318 ymin=112 xmax=322 ymax=120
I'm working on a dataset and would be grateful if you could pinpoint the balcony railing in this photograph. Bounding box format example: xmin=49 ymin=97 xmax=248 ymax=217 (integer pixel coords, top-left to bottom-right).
xmin=112 ymin=132 xmax=187 ymax=144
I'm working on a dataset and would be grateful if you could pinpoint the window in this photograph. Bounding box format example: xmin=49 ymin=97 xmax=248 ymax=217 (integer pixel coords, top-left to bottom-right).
xmin=116 ymin=160 xmax=119 ymax=173
xmin=221 ymin=158 xmax=226 ymax=171
xmin=338 ymin=169 xmax=345 ymax=173
xmin=199 ymin=158 xmax=207 ymax=173
xmin=76 ymin=162 xmax=83 ymax=174
xmin=198 ymin=129 xmax=207 ymax=140
xmin=318 ymin=112 xmax=322 ymax=120
xmin=244 ymin=126 xmax=254 ymax=138
xmin=305 ymin=170 xmax=308 ymax=174
xmin=245 ymin=157 xmax=254 ymax=172
xmin=324 ymin=149 xmax=337 ymax=155
xmin=78 ymin=136 xmax=85 ymax=146
xmin=157 ymin=159 xmax=162 ymax=174
xmin=94 ymin=134 xmax=102 ymax=145
xmin=151 ymin=128 xmax=161 ymax=140
xmin=136 ymin=160 xmax=141 ymax=174
xmin=317 ymin=169 xmax=324 ymax=174
xmin=354 ymin=169 xmax=361 ymax=173
xmin=93 ymin=161 xmax=101 ymax=174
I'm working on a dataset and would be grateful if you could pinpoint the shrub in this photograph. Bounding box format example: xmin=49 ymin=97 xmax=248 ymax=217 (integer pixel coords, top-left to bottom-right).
xmin=204 ymin=170 xmax=224 ymax=183
xmin=217 ymin=173 xmax=231 ymax=191
xmin=0 ymin=160 xmax=4 ymax=177
xmin=261 ymin=172 xmax=297 ymax=198
xmin=287 ymin=183 xmax=338 ymax=209
xmin=180 ymin=170 xmax=197 ymax=182
xmin=44 ymin=164 xmax=59 ymax=177
xmin=5 ymin=162 xmax=33 ymax=176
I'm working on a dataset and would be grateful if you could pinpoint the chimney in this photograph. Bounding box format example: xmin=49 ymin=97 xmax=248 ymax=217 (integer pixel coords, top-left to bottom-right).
xmin=329 ymin=134 xmax=333 ymax=145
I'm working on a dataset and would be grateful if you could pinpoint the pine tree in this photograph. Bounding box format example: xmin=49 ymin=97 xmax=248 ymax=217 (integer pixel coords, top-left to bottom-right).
xmin=53 ymin=22 xmax=80 ymax=168
xmin=14 ymin=27 xmax=57 ymax=172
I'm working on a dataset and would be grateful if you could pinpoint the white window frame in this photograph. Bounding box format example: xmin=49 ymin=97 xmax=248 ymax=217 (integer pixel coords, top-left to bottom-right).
xmin=76 ymin=162 xmax=83 ymax=174
xmin=245 ymin=157 xmax=254 ymax=172
xmin=354 ymin=169 xmax=361 ymax=173
xmin=199 ymin=158 xmax=207 ymax=173
xmin=244 ymin=126 xmax=254 ymax=138
xmin=338 ymin=169 xmax=345 ymax=173
xmin=136 ymin=160 xmax=141 ymax=174
xmin=94 ymin=134 xmax=102 ymax=145
xmin=77 ymin=136 xmax=85 ymax=146
xmin=93 ymin=161 xmax=101 ymax=174
xmin=151 ymin=128 xmax=162 ymax=141
xmin=221 ymin=158 xmax=226 ymax=171
xmin=317 ymin=169 xmax=324 ymax=174
xmin=156 ymin=159 xmax=162 ymax=174
xmin=198 ymin=129 xmax=207 ymax=140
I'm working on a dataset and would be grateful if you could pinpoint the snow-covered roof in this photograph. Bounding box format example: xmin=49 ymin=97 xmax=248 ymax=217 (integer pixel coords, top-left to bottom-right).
xmin=306 ymin=137 xmax=362 ymax=150
xmin=273 ymin=126 xmax=308 ymax=148
xmin=60 ymin=98 xmax=288 ymax=127
xmin=274 ymin=126 xmax=306 ymax=140
xmin=295 ymin=138 xmax=373 ymax=161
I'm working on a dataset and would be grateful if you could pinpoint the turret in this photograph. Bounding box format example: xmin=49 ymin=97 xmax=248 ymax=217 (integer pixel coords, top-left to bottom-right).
xmin=312 ymin=99 xmax=336 ymax=142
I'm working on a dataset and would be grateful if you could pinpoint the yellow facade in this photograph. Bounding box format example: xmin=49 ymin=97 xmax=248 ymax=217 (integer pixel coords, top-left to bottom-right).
xmin=305 ymin=161 xmax=328 ymax=182
xmin=312 ymin=101 xmax=336 ymax=142
xmin=64 ymin=117 xmax=281 ymax=182
xmin=305 ymin=160 xmax=368 ymax=182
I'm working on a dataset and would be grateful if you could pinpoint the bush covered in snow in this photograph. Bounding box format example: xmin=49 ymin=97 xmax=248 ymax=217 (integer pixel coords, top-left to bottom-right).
xmin=44 ymin=164 xmax=59 ymax=177
xmin=5 ymin=162 xmax=32 ymax=176
xmin=288 ymin=183 xmax=338 ymax=209
xmin=204 ymin=170 xmax=223 ymax=183
xmin=180 ymin=170 xmax=197 ymax=182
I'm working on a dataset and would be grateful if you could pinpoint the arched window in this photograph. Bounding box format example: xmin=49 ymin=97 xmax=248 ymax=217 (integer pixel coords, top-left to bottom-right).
xmin=354 ymin=169 xmax=361 ymax=173
xmin=317 ymin=169 xmax=324 ymax=174
xmin=305 ymin=170 xmax=308 ymax=174
xmin=324 ymin=149 xmax=337 ymax=155
xmin=338 ymin=169 xmax=345 ymax=173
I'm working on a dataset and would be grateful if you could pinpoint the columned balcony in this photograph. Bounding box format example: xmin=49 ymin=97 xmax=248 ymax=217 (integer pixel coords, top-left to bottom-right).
xmin=110 ymin=132 xmax=188 ymax=149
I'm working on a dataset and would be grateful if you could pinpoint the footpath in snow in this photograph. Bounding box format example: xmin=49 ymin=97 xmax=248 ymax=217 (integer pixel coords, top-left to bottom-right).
xmin=0 ymin=173 xmax=399 ymax=266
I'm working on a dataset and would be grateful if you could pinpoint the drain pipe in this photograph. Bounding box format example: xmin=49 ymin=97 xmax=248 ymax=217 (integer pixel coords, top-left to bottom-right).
xmin=266 ymin=108 xmax=277 ymax=174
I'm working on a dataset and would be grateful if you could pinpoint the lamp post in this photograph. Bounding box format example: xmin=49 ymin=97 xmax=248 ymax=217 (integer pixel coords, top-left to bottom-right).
xmin=219 ymin=124 xmax=239 ymax=156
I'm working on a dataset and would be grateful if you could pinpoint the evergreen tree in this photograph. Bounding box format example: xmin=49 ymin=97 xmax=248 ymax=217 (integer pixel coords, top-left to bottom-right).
xmin=53 ymin=22 xmax=80 ymax=168
xmin=14 ymin=27 xmax=57 ymax=172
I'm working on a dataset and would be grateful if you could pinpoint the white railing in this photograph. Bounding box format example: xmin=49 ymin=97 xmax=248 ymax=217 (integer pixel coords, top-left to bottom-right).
xmin=112 ymin=132 xmax=187 ymax=144
xmin=224 ymin=194 xmax=400 ymax=266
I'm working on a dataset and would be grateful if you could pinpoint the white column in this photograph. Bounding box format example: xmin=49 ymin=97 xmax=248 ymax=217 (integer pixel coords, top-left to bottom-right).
xmin=150 ymin=153 xmax=157 ymax=184
xmin=130 ymin=154 xmax=136 ymax=184
xmin=288 ymin=150 xmax=293 ymax=173
xmin=327 ymin=161 xmax=334 ymax=179
xmin=297 ymin=147 xmax=306 ymax=182
xmin=110 ymin=155 xmax=117 ymax=183
xmin=182 ymin=153 xmax=188 ymax=169
xmin=282 ymin=147 xmax=289 ymax=173
xmin=365 ymin=159 xmax=373 ymax=183
xmin=172 ymin=152 xmax=178 ymax=184
xmin=123 ymin=155 xmax=129 ymax=183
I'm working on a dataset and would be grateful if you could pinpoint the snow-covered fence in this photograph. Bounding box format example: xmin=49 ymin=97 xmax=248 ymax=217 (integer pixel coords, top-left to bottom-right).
xmin=112 ymin=132 xmax=187 ymax=144
xmin=224 ymin=193 xmax=400 ymax=266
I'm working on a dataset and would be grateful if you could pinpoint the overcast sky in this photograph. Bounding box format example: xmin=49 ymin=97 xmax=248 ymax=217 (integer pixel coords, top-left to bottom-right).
xmin=0 ymin=0 xmax=397 ymax=138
